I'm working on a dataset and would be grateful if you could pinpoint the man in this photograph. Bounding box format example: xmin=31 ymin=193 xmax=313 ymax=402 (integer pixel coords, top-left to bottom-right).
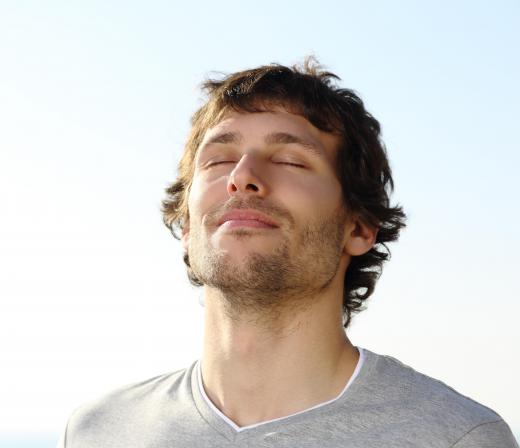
xmin=58 ymin=59 xmax=518 ymax=447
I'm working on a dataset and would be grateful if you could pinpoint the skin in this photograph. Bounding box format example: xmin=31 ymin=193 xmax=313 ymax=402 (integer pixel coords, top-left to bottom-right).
xmin=182 ymin=109 xmax=377 ymax=427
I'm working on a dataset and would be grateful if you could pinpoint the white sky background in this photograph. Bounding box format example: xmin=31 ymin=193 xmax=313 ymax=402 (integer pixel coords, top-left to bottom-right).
xmin=0 ymin=0 xmax=519 ymax=440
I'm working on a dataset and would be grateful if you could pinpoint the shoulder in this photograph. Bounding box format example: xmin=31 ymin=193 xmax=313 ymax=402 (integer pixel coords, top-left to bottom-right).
xmin=357 ymin=349 xmax=518 ymax=446
xmin=71 ymin=365 xmax=189 ymax=416
xmin=64 ymin=364 xmax=194 ymax=445
xmin=366 ymin=349 xmax=501 ymax=422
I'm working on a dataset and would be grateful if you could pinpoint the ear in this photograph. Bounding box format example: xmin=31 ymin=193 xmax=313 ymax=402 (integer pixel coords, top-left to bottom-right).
xmin=343 ymin=217 xmax=378 ymax=256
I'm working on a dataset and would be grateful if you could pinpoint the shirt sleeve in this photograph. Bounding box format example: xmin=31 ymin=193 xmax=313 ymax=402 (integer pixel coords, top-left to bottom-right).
xmin=451 ymin=420 xmax=519 ymax=448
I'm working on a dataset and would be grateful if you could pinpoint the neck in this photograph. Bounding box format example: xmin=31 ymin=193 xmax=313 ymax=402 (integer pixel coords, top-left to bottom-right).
xmin=200 ymin=285 xmax=360 ymax=428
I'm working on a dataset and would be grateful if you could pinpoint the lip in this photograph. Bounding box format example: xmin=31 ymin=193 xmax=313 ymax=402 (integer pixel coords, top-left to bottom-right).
xmin=217 ymin=209 xmax=280 ymax=229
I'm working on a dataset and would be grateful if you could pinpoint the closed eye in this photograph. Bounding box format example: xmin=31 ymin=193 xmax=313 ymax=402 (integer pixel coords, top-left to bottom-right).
xmin=275 ymin=161 xmax=306 ymax=168
xmin=205 ymin=160 xmax=306 ymax=168
xmin=206 ymin=160 xmax=236 ymax=167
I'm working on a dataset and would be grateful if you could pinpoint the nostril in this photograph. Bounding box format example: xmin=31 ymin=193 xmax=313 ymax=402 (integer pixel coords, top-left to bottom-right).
xmin=246 ymin=183 xmax=259 ymax=192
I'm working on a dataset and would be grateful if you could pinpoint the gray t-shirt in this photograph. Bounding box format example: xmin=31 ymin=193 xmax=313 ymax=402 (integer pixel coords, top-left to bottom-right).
xmin=58 ymin=347 xmax=518 ymax=447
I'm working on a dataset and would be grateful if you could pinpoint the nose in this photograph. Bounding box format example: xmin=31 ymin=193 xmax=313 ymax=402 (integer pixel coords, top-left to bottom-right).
xmin=226 ymin=154 xmax=268 ymax=197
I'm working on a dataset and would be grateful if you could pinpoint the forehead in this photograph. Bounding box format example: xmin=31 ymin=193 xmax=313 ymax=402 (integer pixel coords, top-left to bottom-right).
xmin=199 ymin=109 xmax=341 ymax=160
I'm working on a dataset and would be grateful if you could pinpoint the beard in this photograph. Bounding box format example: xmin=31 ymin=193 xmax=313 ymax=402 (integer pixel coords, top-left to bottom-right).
xmin=187 ymin=198 xmax=347 ymax=322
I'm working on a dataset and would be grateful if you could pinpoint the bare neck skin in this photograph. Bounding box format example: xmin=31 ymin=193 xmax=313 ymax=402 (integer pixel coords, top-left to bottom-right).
xmin=200 ymin=272 xmax=360 ymax=428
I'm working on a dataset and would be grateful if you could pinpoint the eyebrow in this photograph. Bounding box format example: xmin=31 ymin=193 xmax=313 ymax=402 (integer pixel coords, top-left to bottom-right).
xmin=264 ymin=132 xmax=324 ymax=158
xmin=205 ymin=132 xmax=243 ymax=146
xmin=202 ymin=131 xmax=325 ymax=158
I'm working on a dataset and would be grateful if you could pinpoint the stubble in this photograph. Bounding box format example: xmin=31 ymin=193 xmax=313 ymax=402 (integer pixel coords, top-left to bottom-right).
xmin=188 ymin=198 xmax=347 ymax=325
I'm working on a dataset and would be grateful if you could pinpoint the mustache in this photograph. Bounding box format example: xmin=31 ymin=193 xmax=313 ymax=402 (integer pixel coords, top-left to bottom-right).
xmin=204 ymin=196 xmax=295 ymax=227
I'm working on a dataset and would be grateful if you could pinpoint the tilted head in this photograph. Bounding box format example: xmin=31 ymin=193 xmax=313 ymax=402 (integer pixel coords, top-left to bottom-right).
xmin=162 ymin=57 xmax=406 ymax=328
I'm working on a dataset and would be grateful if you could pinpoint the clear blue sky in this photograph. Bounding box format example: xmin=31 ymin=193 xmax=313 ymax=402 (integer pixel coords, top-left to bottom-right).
xmin=1 ymin=1 xmax=518 ymax=445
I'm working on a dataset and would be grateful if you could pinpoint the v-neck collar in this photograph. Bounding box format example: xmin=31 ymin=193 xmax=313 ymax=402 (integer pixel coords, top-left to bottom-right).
xmin=189 ymin=346 xmax=374 ymax=442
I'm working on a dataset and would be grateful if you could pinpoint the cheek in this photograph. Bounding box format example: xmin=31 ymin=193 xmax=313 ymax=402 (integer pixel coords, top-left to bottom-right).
xmin=280 ymin=174 xmax=343 ymax=213
xmin=188 ymin=176 xmax=228 ymax=223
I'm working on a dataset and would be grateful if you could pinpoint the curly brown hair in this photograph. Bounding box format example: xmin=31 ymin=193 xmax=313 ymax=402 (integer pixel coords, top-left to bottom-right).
xmin=161 ymin=57 xmax=406 ymax=328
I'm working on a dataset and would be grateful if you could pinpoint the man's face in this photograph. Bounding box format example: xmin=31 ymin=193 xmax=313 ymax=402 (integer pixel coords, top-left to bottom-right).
xmin=183 ymin=109 xmax=352 ymax=314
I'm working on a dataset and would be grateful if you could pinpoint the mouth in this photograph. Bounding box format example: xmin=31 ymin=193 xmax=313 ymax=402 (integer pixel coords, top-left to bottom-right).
xmin=217 ymin=209 xmax=280 ymax=229
xmin=220 ymin=220 xmax=277 ymax=230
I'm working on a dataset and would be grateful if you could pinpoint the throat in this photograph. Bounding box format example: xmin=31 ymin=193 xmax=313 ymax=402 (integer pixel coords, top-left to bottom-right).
xmin=200 ymin=325 xmax=360 ymax=428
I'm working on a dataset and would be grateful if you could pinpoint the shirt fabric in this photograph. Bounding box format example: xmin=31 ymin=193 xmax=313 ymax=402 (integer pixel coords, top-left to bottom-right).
xmin=58 ymin=347 xmax=518 ymax=447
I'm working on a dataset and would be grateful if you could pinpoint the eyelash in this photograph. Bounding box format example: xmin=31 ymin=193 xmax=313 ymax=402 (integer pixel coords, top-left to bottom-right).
xmin=276 ymin=161 xmax=306 ymax=168
xmin=207 ymin=161 xmax=305 ymax=168
xmin=207 ymin=161 xmax=233 ymax=166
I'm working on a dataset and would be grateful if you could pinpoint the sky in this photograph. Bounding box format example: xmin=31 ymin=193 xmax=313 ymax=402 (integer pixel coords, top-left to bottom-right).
xmin=0 ymin=0 xmax=519 ymax=445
